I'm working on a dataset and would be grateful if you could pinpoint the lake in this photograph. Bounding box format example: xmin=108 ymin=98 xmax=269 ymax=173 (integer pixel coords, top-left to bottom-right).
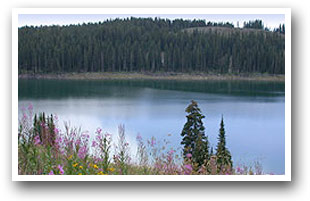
xmin=18 ymin=79 xmax=285 ymax=174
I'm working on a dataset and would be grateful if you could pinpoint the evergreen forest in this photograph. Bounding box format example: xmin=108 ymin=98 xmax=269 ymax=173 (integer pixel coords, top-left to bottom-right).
xmin=18 ymin=18 xmax=285 ymax=74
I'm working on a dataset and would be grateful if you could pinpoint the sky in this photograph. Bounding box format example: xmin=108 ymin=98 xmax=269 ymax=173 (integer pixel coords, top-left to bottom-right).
xmin=18 ymin=14 xmax=285 ymax=29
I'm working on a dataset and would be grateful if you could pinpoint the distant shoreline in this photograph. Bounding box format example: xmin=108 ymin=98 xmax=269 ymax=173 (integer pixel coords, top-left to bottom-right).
xmin=18 ymin=72 xmax=285 ymax=82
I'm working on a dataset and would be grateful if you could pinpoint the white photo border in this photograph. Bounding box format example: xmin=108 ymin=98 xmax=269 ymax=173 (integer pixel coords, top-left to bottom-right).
xmin=12 ymin=7 xmax=291 ymax=181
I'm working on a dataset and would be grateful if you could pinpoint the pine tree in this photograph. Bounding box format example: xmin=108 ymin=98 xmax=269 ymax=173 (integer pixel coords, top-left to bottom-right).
xmin=181 ymin=100 xmax=209 ymax=168
xmin=215 ymin=116 xmax=232 ymax=173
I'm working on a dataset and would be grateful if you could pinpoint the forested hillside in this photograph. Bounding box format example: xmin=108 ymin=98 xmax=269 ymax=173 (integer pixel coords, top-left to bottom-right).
xmin=18 ymin=18 xmax=285 ymax=74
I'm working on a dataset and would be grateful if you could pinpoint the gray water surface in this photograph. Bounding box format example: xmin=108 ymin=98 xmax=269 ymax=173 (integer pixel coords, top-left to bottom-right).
xmin=18 ymin=79 xmax=285 ymax=174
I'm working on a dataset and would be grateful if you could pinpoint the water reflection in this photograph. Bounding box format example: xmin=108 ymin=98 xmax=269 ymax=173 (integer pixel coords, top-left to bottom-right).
xmin=19 ymin=79 xmax=284 ymax=100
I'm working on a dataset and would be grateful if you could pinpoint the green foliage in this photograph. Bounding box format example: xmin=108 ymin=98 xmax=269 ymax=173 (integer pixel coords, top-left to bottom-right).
xmin=18 ymin=18 xmax=285 ymax=75
xmin=114 ymin=124 xmax=130 ymax=174
xmin=274 ymin=24 xmax=285 ymax=34
xmin=243 ymin=19 xmax=264 ymax=29
xmin=216 ymin=116 xmax=233 ymax=173
xmin=33 ymin=113 xmax=56 ymax=147
xmin=181 ymin=100 xmax=209 ymax=169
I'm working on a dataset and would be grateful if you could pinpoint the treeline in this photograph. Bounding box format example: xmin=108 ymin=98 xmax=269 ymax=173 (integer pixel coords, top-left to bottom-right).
xmin=18 ymin=17 xmax=285 ymax=74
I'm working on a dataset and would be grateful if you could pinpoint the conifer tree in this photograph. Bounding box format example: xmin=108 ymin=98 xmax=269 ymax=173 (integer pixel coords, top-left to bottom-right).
xmin=181 ymin=100 xmax=209 ymax=168
xmin=216 ymin=116 xmax=232 ymax=173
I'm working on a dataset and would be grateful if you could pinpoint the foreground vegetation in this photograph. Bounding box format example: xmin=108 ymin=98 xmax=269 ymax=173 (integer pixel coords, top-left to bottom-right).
xmin=18 ymin=101 xmax=265 ymax=175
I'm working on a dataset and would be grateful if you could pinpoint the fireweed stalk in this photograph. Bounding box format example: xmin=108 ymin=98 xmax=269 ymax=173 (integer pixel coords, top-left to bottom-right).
xmin=18 ymin=105 xmax=266 ymax=175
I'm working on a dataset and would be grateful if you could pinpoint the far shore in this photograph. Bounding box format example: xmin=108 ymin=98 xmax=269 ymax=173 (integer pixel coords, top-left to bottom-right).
xmin=18 ymin=72 xmax=285 ymax=82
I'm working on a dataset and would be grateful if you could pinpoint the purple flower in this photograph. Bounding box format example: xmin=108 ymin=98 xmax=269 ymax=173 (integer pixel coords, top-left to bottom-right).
xmin=236 ymin=166 xmax=244 ymax=174
xmin=92 ymin=140 xmax=98 ymax=147
xmin=55 ymin=136 xmax=62 ymax=144
xmin=96 ymin=127 xmax=102 ymax=135
xmin=75 ymin=139 xmax=81 ymax=146
xmin=54 ymin=127 xmax=59 ymax=134
xmin=96 ymin=135 xmax=102 ymax=141
xmin=48 ymin=170 xmax=54 ymax=175
xmin=57 ymin=165 xmax=64 ymax=175
xmin=78 ymin=146 xmax=87 ymax=159
xmin=154 ymin=163 xmax=162 ymax=169
xmin=167 ymin=149 xmax=175 ymax=162
xmin=184 ymin=164 xmax=192 ymax=171
xmin=186 ymin=153 xmax=192 ymax=158
xmin=151 ymin=137 xmax=156 ymax=146
xmin=34 ymin=135 xmax=41 ymax=145
xmin=81 ymin=132 xmax=90 ymax=139
xmin=40 ymin=122 xmax=46 ymax=128
xmin=64 ymin=138 xmax=70 ymax=146
xmin=236 ymin=166 xmax=241 ymax=172
xmin=28 ymin=103 xmax=33 ymax=111
xmin=184 ymin=164 xmax=193 ymax=175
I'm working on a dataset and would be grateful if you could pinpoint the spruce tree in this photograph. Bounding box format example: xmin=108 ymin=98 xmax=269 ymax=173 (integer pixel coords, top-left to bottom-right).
xmin=181 ymin=100 xmax=209 ymax=168
xmin=216 ymin=116 xmax=232 ymax=173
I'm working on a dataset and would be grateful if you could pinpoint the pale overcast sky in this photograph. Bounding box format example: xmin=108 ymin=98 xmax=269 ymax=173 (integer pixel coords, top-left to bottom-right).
xmin=18 ymin=14 xmax=285 ymax=29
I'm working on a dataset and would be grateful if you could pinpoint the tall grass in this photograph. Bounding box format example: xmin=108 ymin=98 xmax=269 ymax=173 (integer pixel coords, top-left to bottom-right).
xmin=18 ymin=105 xmax=266 ymax=175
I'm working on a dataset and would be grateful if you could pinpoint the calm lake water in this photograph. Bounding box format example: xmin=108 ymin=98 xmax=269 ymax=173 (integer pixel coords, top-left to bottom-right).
xmin=18 ymin=79 xmax=285 ymax=174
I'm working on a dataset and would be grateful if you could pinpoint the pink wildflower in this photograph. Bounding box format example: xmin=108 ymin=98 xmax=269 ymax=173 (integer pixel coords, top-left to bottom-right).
xmin=54 ymin=127 xmax=59 ymax=134
xmin=28 ymin=103 xmax=33 ymax=111
xmin=96 ymin=135 xmax=102 ymax=141
xmin=34 ymin=135 xmax=41 ymax=145
xmin=55 ymin=136 xmax=62 ymax=144
xmin=186 ymin=153 xmax=192 ymax=158
xmin=151 ymin=137 xmax=156 ymax=146
xmin=236 ymin=166 xmax=241 ymax=172
xmin=75 ymin=139 xmax=81 ymax=146
xmin=78 ymin=146 xmax=87 ymax=159
xmin=48 ymin=170 xmax=54 ymax=175
xmin=57 ymin=165 xmax=64 ymax=175
xmin=40 ymin=122 xmax=46 ymax=128
xmin=184 ymin=164 xmax=193 ymax=175
xmin=81 ymin=133 xmax=90 ymax=139
xmin=92 ymin=140 xmax=98 ymax=147
xmin=96 ymin=127 xmax=102 ymax=135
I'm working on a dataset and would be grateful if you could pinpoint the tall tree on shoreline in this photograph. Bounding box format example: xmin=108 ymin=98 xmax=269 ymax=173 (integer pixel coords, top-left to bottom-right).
xmin=215 ymin=116 xmax=232 ymax=173
xmin=181 ymin=100 xmax=209 ymax=169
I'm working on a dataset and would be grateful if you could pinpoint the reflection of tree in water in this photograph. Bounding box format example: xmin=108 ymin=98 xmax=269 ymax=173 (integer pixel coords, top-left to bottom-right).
xmin=19 ymin=79 xmax=285 ymax=100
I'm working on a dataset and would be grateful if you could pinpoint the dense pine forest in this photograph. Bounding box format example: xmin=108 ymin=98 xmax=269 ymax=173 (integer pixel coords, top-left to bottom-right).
xmin=18 ymin=18 xmax=285 ymax=75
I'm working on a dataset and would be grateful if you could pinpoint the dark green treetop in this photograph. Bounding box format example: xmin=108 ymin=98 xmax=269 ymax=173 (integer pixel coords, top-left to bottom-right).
xmin=181 ymin=100 xmax=209 ymax=168
xmin=215 ymin=116 xmax=232 ymax=173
